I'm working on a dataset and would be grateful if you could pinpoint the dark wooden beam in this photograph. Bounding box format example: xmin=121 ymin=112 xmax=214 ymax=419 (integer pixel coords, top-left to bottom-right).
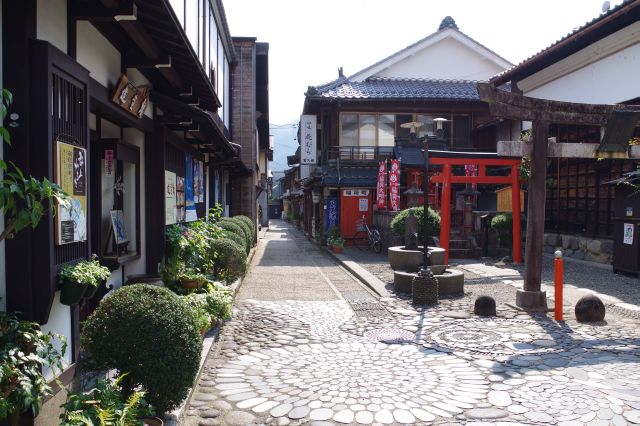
xmin=518 ymin=120 xmax=549 ymax=310
xmin=124 ymin=52 xmax=171 ymax=68
xmin=70 ymin=0 xmax=134 ymax=22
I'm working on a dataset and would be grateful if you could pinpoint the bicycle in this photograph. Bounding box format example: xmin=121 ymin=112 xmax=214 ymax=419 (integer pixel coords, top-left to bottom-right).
xmin=353 ymin=216 xmax=382 ymax=253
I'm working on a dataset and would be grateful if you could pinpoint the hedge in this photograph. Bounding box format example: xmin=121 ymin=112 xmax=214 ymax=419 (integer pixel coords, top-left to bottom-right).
xmin=390 ymin=207 xmax=441 ymax=240
xmin=210 ymin=238 xmax=247 ymax=284
xmin=81 ymin=285 xmax=202 ymax=413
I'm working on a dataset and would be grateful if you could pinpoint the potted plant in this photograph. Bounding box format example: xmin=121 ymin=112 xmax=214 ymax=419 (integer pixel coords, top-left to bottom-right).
xmin=60 ymin=374 xmax=160 ymax=426
xmin=326 ymin=226 xmax=344 ymax=253
xmin=176 ymin=266 xmax=206 ymax=290
xmin=58 ymin=258 xmax=111 ymax=305
xmin=0 ymin=313 xmax=66 ymax=425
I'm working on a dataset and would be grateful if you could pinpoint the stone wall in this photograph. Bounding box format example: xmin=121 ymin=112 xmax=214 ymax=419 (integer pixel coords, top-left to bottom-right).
xmin=543 ymin=233 xmax=613 ymax=264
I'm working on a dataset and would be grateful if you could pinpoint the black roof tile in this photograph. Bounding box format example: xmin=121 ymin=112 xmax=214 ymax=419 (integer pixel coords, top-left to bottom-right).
xmin=309 ymin=77 xmax=481 ymax=101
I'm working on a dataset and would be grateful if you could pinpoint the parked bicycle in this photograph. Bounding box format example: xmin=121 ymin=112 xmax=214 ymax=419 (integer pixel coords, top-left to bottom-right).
xmin=353 ymin=216 xmax=382 ymax=253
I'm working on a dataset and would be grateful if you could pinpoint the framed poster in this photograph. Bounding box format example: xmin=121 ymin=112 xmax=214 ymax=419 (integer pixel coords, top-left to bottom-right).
xmin=623 ymin=223 xmax=634 ymax=245
xmin=165 ymin=171 xmax=177 ymax=225
xmin=110 ymin=210 xmax=129 ymax=244
xmin=55 ymin=140 xmax=87 ymax=245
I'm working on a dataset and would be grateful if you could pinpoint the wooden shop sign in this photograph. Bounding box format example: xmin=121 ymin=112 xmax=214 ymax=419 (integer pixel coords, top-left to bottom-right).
xmin=111 ymin=74 xmax=150 ymax=119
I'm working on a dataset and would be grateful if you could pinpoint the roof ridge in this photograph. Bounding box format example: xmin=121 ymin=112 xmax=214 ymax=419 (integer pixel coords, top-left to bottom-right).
xmin=492 ymin=0 xmax=637 ymax=83
xmin=367 ymin=77 xmax=484 ymax=84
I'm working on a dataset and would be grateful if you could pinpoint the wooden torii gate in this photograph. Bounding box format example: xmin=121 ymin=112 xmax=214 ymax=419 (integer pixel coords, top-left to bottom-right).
xmin=477 ymin=83 xmax=640 ymax=311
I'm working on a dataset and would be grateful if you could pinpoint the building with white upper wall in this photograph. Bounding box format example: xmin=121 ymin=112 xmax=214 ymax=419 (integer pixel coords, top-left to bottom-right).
xmin=491 ymin=0 xmax=640 ymax=263
xmin=1 ymin=0 xmax=267 ymax=422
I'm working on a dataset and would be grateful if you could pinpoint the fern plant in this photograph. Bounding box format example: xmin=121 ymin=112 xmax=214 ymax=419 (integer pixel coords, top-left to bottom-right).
xmin=59 ymin=374 xmax=155 ymax=426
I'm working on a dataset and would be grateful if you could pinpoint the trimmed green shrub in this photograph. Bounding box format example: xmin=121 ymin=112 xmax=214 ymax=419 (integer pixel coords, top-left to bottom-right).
xmin=217 ymin=220 xmax=249 ymax=252
xmin=390 ymin=207 xmax=441 ymax=240
xmin=491 ymin=213 xmax=515 ymax=243
xmin=210 ymin=238 xmax=247 ymax=284
xmin=234 ymin=215 xmax=256 ymax=245
xmin=227 ymin=217 xmax=252 ymax=249
xmin=81 ymin=284 xmax=202 ymax=413
xmin=222 ymin=230 xmax=248 ymax=254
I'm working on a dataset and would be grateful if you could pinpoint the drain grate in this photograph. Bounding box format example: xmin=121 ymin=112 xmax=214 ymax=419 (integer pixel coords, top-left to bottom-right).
xmin=364 ymin=328 xmax=415 ymax=343
xmin=347 ymin=299 xmax=389 ymax=318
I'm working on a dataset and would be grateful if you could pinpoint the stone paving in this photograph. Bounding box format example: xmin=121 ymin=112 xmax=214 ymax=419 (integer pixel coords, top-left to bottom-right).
xmin=182 ymin=221 xmax=640 ymax=426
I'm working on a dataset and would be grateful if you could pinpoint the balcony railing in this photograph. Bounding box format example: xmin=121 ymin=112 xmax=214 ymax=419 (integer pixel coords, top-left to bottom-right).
xmin=328 ymin=146 xmax=395 ymax=161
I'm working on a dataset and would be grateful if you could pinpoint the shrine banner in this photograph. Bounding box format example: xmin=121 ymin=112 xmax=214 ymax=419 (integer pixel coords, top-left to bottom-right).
xmin=325 ymin=197 xmax=339 ymax=230
xmin=376 ymin=161 xmax=387 ymax=209
xmin=389 ymin=160 xmax=401 ymax=211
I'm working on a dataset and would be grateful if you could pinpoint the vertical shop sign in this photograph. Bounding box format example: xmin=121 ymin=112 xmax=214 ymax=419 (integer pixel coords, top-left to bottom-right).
xmin=104 ymin=149 xmax=114 ymax=177
xmin=192 ymin=158 xmax=200 ymax=203
xmin=185 ymin=153 xmax=197 ymax=221
xmin=389 ymin=159 xmax=401 ymax=211
xmin=55 ymin=140 xmax=88 ymax=244
xmin=325 ymin=197 xmax=339 ymax=230
xmin=198 ymin=161 xmax=204 ymax=202
xmin=165 ymin=171 xmax=177 ymax=225
xmin=376 ymin=161 xmax=387 ymax=209
xmin=300 ymin=114 xmax=317 ymax=164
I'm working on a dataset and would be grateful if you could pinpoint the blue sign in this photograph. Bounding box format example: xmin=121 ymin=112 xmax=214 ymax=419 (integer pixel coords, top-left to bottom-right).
xmin=325 ymin=197 xmax=339 ymax=230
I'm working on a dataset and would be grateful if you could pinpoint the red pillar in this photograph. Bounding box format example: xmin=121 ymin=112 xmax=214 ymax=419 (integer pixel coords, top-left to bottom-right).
xmin=440 ymin=164 xmax=452 ymax=265
xmin=511 ymin=165 xmax=522 ymax=263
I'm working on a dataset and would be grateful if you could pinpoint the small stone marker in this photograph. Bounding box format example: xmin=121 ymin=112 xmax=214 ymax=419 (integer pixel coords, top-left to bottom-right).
xmin=575 ymin=294 xmax=605 ymax=322
xmin=474 ymin=295 xmax=497 ymax=316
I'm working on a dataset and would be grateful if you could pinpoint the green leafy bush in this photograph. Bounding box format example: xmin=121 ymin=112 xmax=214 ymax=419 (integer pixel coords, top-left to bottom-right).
xmin=217 ymin=220 xmax=249 ymax=253
xmin=210 ymin=238 xmax=247 ymax=284
xmin=390 ymin=207 xmax=441 ymax=240
xmin=221 ymin=230 xmax=247 ymax=254
xmin=234 ymin=215 xmax=256 ymax=245
xmin=60 ymin=374 xmax=155 ymax=426
xmin=227 ymin=217 xmax=252 ymax=249
xmin=0 ymin=313 xmax=66 ymax=420
xmin=81 ymin=285 xmax=202 ymax=413
xmin=58 ymin=259 xmax=110 ymax=289
xmin=491 ymin=213 xmax=515 ymax=243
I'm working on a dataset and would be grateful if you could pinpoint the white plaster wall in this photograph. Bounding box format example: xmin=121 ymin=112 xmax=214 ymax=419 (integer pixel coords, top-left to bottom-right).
xmin=37 ymin=0 xmax=67 ymax=53
xmin=373 ymin=37 xmax=506 ymax=81
xmin=77 ymin=21 xmax=121 ymax=88
xmin=524 ymin=43 xmax=640 ymax=104
xmin=40 ymin=293 xmax=72 ymax=375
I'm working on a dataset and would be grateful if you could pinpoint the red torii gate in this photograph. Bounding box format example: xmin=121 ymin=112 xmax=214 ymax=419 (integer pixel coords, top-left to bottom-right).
xmin=429 ymin=154 xmax=523 ymax=265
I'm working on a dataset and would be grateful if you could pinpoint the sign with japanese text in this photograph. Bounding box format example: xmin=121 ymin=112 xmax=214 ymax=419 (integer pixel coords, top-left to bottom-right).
xmin=300 ymin=114 xmax=317 ymax=164
xmin=343 ymin=189 xmax=369 ymax=196
xmin=325 ymin=197 xmax=339 ymax=230
xmin=624 ymin=223 xmax=634 ymax=245
xmin=104 ymin=149 xmax=114 ymax=177
xmin=389 ymin=160 xmax=401 ymax=211
xmin=111 ymin=74 xmax=150 ymax=119
xmin=165 ymin=171 xmax=177 ymax=225
xmin=359 ymin=198 xmax=369 ymax=212
xmin=376 ymin=161 xmax=387 ymax=209
xmin=55 ymin=140 xmax=87 ymax=245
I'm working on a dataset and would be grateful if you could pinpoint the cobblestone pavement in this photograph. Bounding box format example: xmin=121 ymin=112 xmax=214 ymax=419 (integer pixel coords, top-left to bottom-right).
xmin=183 ymin=222 xmax=640 ymax=426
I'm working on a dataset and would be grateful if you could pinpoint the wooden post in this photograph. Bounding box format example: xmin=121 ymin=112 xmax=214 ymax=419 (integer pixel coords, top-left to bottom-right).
xmin=439 ymin=164 xmax=452 ymax=265
xmin=518 ymin=120 xmax=549 ymax=310
xmin=511 ymin=165 xmax=522 ymax=263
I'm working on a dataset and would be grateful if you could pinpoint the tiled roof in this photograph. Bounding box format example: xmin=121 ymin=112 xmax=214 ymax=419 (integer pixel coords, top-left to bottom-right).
xmin=492 ymin=0 xmax=638 ymax=85
xmin=309 ymin=78 xmax=481 ymax=101
xmin=320 ymin=165 xmax=378 ymax=186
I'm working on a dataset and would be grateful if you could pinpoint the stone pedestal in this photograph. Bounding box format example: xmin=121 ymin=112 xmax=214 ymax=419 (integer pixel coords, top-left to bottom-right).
xmin=516 ymin=290 xmax=548 ymax=311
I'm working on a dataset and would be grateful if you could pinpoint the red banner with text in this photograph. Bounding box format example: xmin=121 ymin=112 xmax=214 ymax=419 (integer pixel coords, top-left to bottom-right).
xmin=389 ymin=160 xmax=401 ymax=211
xmin=376 ymin=161 xmax=387 ymax=209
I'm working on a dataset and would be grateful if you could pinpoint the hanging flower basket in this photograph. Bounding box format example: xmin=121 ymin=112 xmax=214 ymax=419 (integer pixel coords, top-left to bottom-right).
xmin=59 ymin=279 xmax=90 ymax=306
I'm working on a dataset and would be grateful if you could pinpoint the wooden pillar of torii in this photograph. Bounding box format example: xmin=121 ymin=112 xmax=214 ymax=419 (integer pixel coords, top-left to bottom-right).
xmin=478 ymin=83 xmax=640 ymax=311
